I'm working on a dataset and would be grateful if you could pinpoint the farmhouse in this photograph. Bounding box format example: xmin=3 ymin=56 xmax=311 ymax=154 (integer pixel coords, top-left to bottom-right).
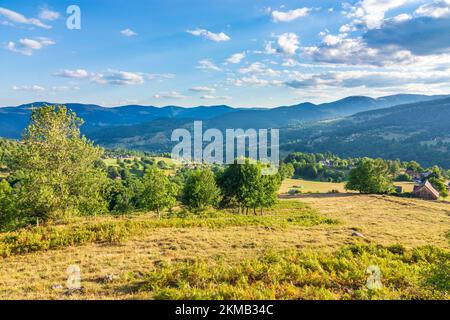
xmin=413 ymin=180 xmax=440 ymax=200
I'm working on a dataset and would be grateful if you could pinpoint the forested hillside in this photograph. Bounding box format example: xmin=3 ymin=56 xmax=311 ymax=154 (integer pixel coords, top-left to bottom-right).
xmin=282 ymin=98 xmax=450 ymax=168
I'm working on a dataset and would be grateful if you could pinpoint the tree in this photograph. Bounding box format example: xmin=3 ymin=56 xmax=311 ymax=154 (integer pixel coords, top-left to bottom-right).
xmin=10 ymin=105 xmax=108 ymax=222
xmin=428 ymin=177 xmax=449 ymax=198
xmin=182 ymin=169 xmax=221 ymax=211
xmin=104 ymin=176 xmax=143 ymax=213
xmin=0 ymin=179 xmax=15 ymax=230
xmin=140 ymin=168 xmax=178 ymax=218
xmin=345 ymin=158 xmax=394 ymax=194
xmin=217 ymin=159 xmax=281 ymax=215
xmin=406 ymin=160 xmax=423 ymax=173
xmin=107 ymin=166 xmax=121 ymax=179
xmin=279 ymin=162 xmax=295 ymax=180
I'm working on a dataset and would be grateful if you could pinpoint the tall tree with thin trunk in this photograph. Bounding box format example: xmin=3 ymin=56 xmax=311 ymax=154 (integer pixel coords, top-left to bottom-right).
xmin=140 ymin=168 xmax=178 ymax=218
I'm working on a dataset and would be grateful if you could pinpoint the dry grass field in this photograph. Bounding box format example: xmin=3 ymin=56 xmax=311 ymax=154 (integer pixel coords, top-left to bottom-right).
xmin=280 ymin=179 xmax=416 ymax=194
xmin=0 ymin=190 xmax=449 ymax=300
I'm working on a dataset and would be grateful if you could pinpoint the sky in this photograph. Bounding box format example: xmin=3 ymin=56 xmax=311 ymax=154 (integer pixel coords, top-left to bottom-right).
xmin=1 ymin=0 xmax=450 ymax=108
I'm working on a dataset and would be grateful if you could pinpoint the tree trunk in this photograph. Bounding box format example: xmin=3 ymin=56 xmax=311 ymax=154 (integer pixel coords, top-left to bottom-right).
xmin=157 ymin=208 xmax=160 ymax=220
xmin=253 ymin=207 xmax=256 ymax=215
xmin=260 ymin=207 xmax=263 ymax=216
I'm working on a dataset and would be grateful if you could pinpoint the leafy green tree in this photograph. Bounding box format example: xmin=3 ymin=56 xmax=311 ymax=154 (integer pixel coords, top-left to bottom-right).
xmin=182 ymin=169 xmax=221 ymax=211
xmin=217 ymin=159 xmax=281 ymax=214
xmin=428 ymin=177 xmax=449 ymax=198
xmin=279 ymin=162 xmax=295 ymax=180
xmin=10 ymin=105 xmax=108 ymax=222
xmin=140 ymin=168 xmax=178 ymax=218
xmin=345 ymin=158 xmax=394 ymax=194
xmin=104 ymin=176 xmax=143 ymax=213
xmin=406 ymin=161 xmax=423 ymax=173
xmin=107 ymin=166 xmax=121 ymax=179
xmin=0 ymin=179 xmax=16 ymax=230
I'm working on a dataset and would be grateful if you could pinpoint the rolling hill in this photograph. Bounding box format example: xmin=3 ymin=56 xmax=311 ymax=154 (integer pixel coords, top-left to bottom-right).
xmin=282 ymin=97 xmax=450 ymax=167
xmin=1 ymin=94 xmax=450 ymax=167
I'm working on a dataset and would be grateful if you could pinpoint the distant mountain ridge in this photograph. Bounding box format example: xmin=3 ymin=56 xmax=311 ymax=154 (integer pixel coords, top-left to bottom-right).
xmin=282 ymin=97 xmax=450 ymax=167
xmin=0 ymin=93 xmax=447 ymax=139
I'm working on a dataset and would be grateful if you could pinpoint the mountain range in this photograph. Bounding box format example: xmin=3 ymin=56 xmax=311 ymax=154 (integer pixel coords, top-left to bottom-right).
xmin=1 ymin=93 xmax=450 ymax=167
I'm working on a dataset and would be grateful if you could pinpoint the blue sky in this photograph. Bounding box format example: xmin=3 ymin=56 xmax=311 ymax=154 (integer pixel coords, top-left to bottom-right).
xmin=1 ymin=0 xmax=450 ymax=107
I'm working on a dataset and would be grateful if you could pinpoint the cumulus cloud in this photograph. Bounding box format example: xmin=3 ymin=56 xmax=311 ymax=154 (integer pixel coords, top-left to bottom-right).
xmin=120 ymin=28 xmax=137 ymax=37
xmin=154 ymin=91 xmax=187 ymax=99
xmin=54 ymin=69 xmax=145 ymax=85
xmin=187 ymin=28 xmax=231 ymax=42
xmin=227 ymin=52 xmax=246 ymax=64
xmin=271 ymin=7 xmax=311 ymax=22
xmin=102 ymin=70 xmax=145 ymax=85
xmin=54 ymin=69 xmax=93 ymax=79
xmin=6 ymin=37 xmax=55 ymax=56
xmin=189 ymin=86 xmax=216 ymax=93
xmin=277 ymin=33 xmax=299 ymax=55
xmin=345 ymin=0 xmax=409 ymax=30
xmin=38 ymin=8 xmax=60 ymax=21
xmin=0 ymin=7 xmax=51 ymax=29
xmin=284 ymin=68 xmax=450 ymax=91
xmin=197 ymin=59 xmax=222 ymax=71
xmin=416 ymin=0 xmax=450 ymax=18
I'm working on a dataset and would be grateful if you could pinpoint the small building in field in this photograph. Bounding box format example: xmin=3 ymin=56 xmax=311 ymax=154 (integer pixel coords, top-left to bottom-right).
xmin=413 ymin=180 xmax=440 ymax=200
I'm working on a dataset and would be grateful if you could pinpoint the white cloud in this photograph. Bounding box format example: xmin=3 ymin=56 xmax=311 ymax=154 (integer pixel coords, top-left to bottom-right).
xmin=264 ymin=41 xmax=277 ymax=55
xmin=197 ymin=59 xmax=222 ymax=71
xmin=200 ymin=95 xmax=230 ymax=100
xmin=232 ymin=75 xmax=282 ymax=87
xmin=392 ymin=13 xmax=412 ymax=22
xmin=103 ymin=70 xmax=145 ymax=85
xmin=12 ymin=85 xmax=46 ymax=92
xmin=339 ymin=23 xmax=356 ymax=33
xmin=0 ymin=7 xmax=51 ymax=29
xmin=120 ymin=28 xmax=137 ymax=37
xmin=54 ymin=69 xmax=92 ymax=79
xmin=415 ymin=0 xmax=450 ymax=18
xmin=147 ymin=73 xmax=176 ymax=80
xmin=271 ymin=7 xmax=311 ymax=22
xmin=238 ymin=62 xmax=281 ymax=76
xmin=54 ymin=69 xmax=145 ymax=85
xmin=277 ymin=33 xmax=299 ymax=55
xmin=189 ymin=86 xmax=216 ymax=93
xmin=38 ymin=8 xmax=60 ymax=21
xmin=227 ymin=52 xmax=246 ymax=64
xmin=6 ymin=37 xmax=55 ymax=56
xmin=302 ymin=36 xmax=417 ymax=66
xmin=282 ymin=58 xmax=301 ymax=67
xmin=346 ymin=0 xmax=409 ymax=29
xmin=187 ymin=28 xmax=231 ymax=42
xmin=154 ymin=91 xmax=187 ymax=99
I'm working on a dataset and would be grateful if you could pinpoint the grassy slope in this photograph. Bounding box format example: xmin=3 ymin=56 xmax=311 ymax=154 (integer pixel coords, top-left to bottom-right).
xmin=280 ymin=178 xmax=416 ymax=194
xmin=0 ymin=194 xmax=449 ymax=299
